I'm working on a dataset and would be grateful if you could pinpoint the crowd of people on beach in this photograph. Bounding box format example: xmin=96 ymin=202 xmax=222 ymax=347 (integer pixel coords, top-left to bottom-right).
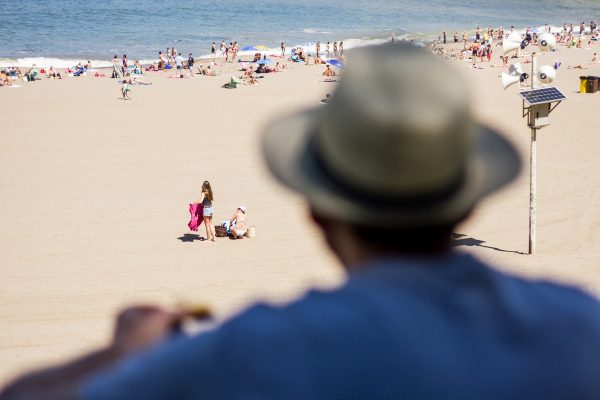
xmin=431 ymin=20 xmax=599 ymax=71
xmin=6 ymin=20 xmax=597 ymax=92
xmin=1 ymin=36 xmax=350 ymax=91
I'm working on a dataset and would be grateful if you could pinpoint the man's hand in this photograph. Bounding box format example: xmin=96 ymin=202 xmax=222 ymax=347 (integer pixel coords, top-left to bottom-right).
xmin=0 ymin=305 xmax=197 ymax=400
xmin=112 ymin=305 xmax=185 ymax=355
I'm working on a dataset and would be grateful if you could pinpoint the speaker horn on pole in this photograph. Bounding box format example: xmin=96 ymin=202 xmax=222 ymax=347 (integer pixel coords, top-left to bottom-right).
xmin=538 ymin=33 xmax=556 ymax=52
xmin=503 ymin=39 xmax=521 ymax=55
xmin=537 ymin=65 xmax=556 ymax=84
xmin=502 ymin=72 xmax=529 ymax=89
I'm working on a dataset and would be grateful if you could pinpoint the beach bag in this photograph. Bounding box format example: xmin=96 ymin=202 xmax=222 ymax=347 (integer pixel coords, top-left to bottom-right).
xmin=215 ymin=225 xmax=228 ymax=237
xmin=245 ymin=226 xmax=256 ymax=238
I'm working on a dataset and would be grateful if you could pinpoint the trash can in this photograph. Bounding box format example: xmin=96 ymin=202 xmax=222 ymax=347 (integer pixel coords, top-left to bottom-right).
xmin=580 ymin=76 xmax=588 ymax=93
xmin=587 ymin=76 xmax=599 ymax=94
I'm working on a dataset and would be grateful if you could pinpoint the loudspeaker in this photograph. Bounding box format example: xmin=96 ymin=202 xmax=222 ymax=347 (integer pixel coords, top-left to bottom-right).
xmin=507 ymin=32 xmax=522 ymax=44
xmin=502 ymin=73 xmax=521 ymax=89
xmin=537 ymin=65 xmax=556 ymax=84
xmin=502 ymin=72 xmax=529 ymax=89
xmin=508 ymin=63 xmax=524 ymax=76
xmin=538 ymin=33 xmax=556 ymax=52
xmin=503 ymin=39 xmax=521 ymax=55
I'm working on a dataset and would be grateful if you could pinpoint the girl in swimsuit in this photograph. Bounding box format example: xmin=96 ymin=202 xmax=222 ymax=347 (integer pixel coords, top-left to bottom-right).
xmin=229 ymin=206 xmax=248 ymax=239
xmin=198 ymin=181 xmax=216 ymax=242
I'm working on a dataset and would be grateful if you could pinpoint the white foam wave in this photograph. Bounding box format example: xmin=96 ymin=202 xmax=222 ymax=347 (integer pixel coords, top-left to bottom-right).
xmin=0 ymin=57 xmax=162 ymax=69
xmin=0 ymin=57 xmax=114 ymax=68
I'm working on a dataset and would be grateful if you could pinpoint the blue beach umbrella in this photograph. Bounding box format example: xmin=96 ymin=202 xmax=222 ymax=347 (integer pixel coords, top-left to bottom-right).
xmin=256 ymin=59 xmax=272 ymax=64
xmin=327 ymin=59 xmax=344 ymax=68
xmin=242 ymin=46 xmax=258 ymax=51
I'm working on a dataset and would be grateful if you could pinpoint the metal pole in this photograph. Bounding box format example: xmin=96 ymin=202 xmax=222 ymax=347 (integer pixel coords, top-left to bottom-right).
xmin=528 ymin=51 xmax=537 ymax=255
xmin=529 ymin=127 xmax=537 ymax=254
xmin=531 ymin=52 xmax=536 ymax=90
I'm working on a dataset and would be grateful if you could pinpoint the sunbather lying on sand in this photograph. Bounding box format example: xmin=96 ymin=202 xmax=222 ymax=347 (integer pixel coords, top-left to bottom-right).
xmin=197 ymin=65 xmax=216 ymax=76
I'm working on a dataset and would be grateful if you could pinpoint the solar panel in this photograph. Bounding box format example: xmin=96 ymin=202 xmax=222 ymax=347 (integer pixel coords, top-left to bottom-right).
xmin=519 ymin=87 xmax=567 ymax=105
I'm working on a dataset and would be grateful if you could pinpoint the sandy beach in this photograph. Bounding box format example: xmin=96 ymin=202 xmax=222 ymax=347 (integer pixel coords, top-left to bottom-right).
xmin=1 ymin=41 xmax=600 ymax=383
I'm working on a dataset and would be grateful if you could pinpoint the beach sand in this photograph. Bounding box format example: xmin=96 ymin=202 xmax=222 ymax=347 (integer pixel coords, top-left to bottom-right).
xmin=1 ymin=45 xmax=600 ymax=382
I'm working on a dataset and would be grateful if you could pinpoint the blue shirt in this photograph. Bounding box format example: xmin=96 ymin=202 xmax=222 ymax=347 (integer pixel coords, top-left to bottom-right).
xmin=82 ymin=253 xmax=600 ymax=399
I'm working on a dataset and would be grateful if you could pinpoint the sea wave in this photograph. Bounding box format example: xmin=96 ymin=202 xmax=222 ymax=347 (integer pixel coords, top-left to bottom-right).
xmin=0 ymin=57 xmax=158 ymax=69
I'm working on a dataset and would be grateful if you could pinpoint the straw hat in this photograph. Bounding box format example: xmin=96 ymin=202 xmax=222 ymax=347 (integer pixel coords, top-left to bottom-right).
xmin=262 ymin=43 xmax=520 ymax=227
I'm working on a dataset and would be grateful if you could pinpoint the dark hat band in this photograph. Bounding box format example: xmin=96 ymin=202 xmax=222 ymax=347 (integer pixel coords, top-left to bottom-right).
xmin=308 ymin=135 xmax=466 ymax=211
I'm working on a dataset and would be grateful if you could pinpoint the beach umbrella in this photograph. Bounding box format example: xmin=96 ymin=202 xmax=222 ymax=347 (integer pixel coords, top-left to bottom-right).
xmin=242 ymin=46 xmax=258 ymax=51
xmin=256 ymin=59 xmax=272 ymax=64
xmin=327 ymin=59 xmax=344 ymax=68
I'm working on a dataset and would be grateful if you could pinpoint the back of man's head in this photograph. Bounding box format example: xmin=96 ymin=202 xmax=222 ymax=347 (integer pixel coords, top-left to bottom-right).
xmin=262 ymin=43 xmax=520 ymax=256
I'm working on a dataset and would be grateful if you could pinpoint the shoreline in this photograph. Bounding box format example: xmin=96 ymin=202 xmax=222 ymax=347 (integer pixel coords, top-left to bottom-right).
xmin=1 ymin=22 xmax=596 ymax=68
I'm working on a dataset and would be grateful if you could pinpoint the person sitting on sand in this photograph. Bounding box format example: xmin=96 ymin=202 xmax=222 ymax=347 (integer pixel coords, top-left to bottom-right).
xmin=25 ymin=65 xmax=39 ymax=81
xmin=305 ymin=55 xmax=313 ymax=65
xmin=84 ymin=60 xmax=92 ymax=69
xmin=229 ymin=206 xmax=248 ymax=239
xmin=1 ymin=72 xmax=12 ymax=87
xmin=323 ymin=64 xmax=335 ymax=77
xmin=47 ymin=66 xmax=61 ymax=79
xmin=133 ymin=60 xmax=143 ymax=74
xmin=197 ymin=64 xmax=216 ymax=76
xmin=242 ymin=69 xmax=260 ymax=85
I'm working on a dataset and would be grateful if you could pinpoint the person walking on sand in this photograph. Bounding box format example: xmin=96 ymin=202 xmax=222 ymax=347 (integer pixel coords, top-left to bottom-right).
xmin=281 ymin=42 xmax=285 ymax=57
xmin=339 ymin=41 xmax=344 ymax=56
xmin=220 ymin=40 xmax=226 ymax=57
xmin=174 ymin=53 xmax=184 ymax=77
xmin=121 ymin=54 xmax=128 ymax=76
xmin=187 ymin=53 xmax=195 ymax=77
xmin=232 ymin=41 xmax=238 ymax=62
xmin=316 ymin=41 xmax=321 ymax=58
xmin=198 ymin=181 xmax=215 ymax=242
xmin=326 ymin=41 xmax=330 ymax=58
xmin=333 ymin=41 xmax=338 ymax=58
xmin=211 ymin=42 xmax=216 ymax=59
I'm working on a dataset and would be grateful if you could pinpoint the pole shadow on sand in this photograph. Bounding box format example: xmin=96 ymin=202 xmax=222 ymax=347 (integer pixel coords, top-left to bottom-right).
xmin=177 ymin=234 xmax=204 ymax=242
xmin=451 ymin=233 xmax=526 ymax=255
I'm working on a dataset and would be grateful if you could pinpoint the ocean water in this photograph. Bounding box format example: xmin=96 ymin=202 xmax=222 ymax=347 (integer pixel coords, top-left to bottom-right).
xmin=1 ymin=0 xmax=599 ymax=67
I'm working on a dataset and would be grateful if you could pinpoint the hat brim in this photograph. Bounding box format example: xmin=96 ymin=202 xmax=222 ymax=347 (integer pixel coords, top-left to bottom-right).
xmin=262 ymin=108 xmax=521 ymax=227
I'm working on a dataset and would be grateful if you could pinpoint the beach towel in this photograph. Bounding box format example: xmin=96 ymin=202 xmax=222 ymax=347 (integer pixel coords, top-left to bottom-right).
xmin=188 ymin=203 xmax=204 ymax=231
